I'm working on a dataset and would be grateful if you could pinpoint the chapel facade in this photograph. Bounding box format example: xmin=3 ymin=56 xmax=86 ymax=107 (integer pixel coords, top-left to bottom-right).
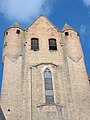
xmin=0 ymin=14 xmax=90 ymax=120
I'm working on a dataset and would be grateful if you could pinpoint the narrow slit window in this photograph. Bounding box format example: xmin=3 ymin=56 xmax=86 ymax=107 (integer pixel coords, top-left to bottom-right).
xmin=44 ymin=68 xmax=54 ymax=104
xmin=31 ymin=38 xmax=39 ymax=51
xmin=16 ymin=29 xmax=20 ymax=34
xmin=6 ymin=31 xmax=8 ymax=35
xmin=49 ymin=39 xmax=57 ymax=50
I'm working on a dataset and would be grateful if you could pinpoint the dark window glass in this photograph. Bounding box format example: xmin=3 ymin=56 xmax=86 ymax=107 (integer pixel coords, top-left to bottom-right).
xmin=16 ymin=30 xmax=20 ymax=34
xmin=46 ymin=96 xmax=54 ymax=104
xmin=49 ymin=39 xmax=57 ymax=50
xmin=31 ymin=38 xmax=39 ymax=51
xmin=45 ymin=78 xmax=52 ymax=84
xmin=44 ymin=68 xmax=54 ymax=104
xmin=44 ymin=70 xmax=52 ymax=78
xmin=45 ymin=83 xmax=53 ymax=90
xmin=65 ymin=32 xmax=69 ymax=36
xmin=45 ymin=90 xmax=53 ymax=95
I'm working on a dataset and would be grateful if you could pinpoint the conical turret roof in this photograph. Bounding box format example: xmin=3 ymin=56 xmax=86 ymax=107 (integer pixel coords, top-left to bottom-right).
xmin=10 ymin=22 xmax=22 ymax=29
xmin=4 ymin=22 xmax=23 ymax=34
xmin=62 ymin=23 xmax=74 ymax=31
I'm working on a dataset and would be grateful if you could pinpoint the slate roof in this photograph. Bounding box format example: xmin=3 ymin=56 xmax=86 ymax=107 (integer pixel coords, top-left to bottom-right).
xmin=0 ymin=107 xmax=6 ymax=120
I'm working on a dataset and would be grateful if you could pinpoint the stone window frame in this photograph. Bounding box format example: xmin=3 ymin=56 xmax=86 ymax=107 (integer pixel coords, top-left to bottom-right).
xmin=31 ymin=38 xmax=39 ymax=51
xmin=49 ymin=38 xmax=57 ymax=50
xmin=44 ymin=68 xmax=54 ymax=104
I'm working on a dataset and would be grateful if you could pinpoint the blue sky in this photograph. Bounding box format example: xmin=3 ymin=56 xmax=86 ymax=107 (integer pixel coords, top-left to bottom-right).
xmin=0 ymin=0 xmax=90 ymax=89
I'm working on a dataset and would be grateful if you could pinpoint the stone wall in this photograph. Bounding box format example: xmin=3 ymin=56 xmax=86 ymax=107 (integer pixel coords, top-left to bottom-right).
xmin=1 ymin=15 xmax=90 ymax=120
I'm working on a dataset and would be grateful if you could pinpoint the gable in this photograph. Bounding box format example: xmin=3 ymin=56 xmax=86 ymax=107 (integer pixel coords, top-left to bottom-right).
xmin=26 ymin=14 xmax=59 ymax=33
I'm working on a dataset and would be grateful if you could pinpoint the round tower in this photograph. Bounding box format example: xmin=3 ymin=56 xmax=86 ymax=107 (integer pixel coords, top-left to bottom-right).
xmin=3 ymin=22 xmax=23 ymax=62
xmin=1 ymin=23 xmax=24 ymax=120
xmin=62 ymin=23 xmax=83 ymax=62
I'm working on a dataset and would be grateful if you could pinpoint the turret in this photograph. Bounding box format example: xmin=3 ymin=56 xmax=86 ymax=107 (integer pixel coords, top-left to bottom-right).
xmin=1 ymin=23 xmax=24 ymax=120
xmin=3 ymin=22 xmax=23 ymax=63
xmin=62 ymin=23 xmax=83 ymax=62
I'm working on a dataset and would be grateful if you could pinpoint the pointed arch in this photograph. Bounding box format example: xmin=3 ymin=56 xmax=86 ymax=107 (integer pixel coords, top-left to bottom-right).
xmin=44 ymin=68 xmax=54 ymax=104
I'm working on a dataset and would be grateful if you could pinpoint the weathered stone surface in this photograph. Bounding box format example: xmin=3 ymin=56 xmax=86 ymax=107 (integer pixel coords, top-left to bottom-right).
xmin=1 ymin=14 xmax=90 ymax=120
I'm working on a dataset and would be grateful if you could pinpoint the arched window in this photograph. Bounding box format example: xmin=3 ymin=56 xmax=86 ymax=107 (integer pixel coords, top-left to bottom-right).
xmin=44 ymin=68 xmax=54 ymax=104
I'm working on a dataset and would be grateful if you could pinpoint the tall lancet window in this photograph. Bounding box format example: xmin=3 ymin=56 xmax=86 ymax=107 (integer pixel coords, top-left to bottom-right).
xmin=44 ymin=68 xmax=54 ymax=104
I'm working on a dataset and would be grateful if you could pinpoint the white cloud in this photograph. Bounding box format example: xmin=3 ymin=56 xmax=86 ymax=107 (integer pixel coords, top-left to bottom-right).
xmin=80 ymin=25 xmax=87 ymax=35
xmin=83 ymin=0 xmax=90 ymax=6
xmin=0 ymin=0 xmax=53 ymax=22
xmin=80 ymin=24 xmax=90 ymax=37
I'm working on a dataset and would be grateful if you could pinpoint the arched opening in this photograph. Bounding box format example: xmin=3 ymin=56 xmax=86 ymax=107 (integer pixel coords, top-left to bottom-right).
xmin=44 ymin=68 xmax=54 ymax=104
